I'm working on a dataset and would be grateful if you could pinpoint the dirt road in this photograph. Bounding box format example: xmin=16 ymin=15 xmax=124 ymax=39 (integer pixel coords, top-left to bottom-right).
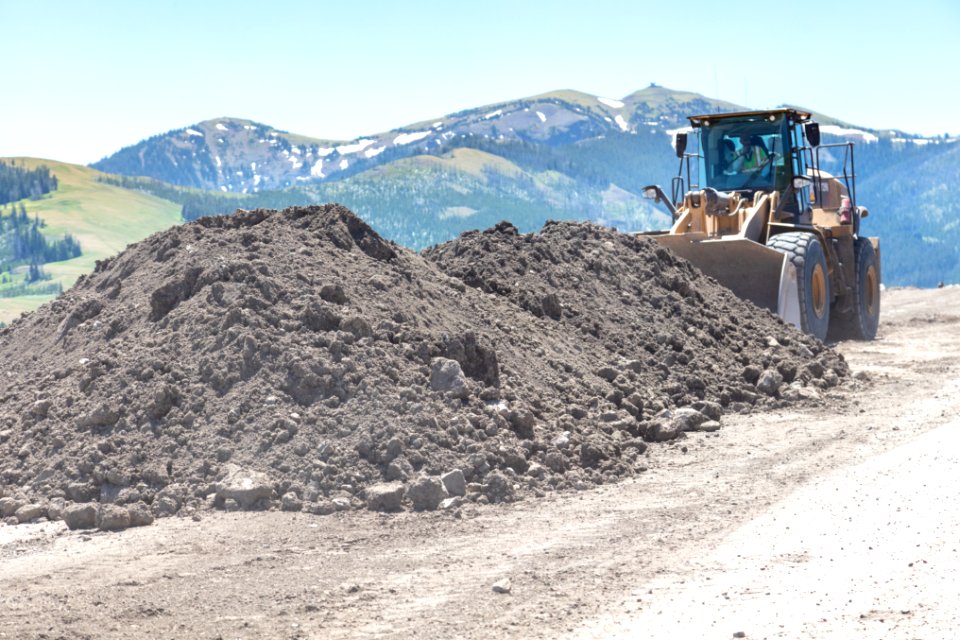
xmin=2 ymin=286 xmax=958 ymax=639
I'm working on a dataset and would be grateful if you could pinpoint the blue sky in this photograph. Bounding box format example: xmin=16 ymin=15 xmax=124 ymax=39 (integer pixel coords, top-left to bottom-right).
xmin=3 ymin=0 xmax=958 ymax=164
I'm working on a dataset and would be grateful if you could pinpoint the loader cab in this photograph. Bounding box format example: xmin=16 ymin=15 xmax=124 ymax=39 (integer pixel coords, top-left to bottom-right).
xmin=688 ymin=110 xmax=810 ymax=196
xmin=666 ymin=109 xmax=831 ymax=218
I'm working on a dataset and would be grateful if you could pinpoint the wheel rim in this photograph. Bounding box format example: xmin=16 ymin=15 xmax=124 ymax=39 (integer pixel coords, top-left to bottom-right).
xmin=812 ymin=264 xmax=827 ymax=319
xmin=865 ymin=264 xmax=878 ymax=317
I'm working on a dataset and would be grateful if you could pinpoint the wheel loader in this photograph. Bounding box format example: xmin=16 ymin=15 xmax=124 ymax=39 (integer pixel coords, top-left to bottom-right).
xmin=642 ymin=108 xmax=880 ymax=341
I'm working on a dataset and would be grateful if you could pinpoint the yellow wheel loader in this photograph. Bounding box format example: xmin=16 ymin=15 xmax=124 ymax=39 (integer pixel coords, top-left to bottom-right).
xmin=643 ymin=109 xmax=880 ymax=341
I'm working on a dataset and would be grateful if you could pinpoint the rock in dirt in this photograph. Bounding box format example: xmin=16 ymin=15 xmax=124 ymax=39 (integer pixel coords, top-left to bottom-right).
xmin=406 ymin=476 xmax=448 ymax=511
xmin=127 ymin=502 xmax=155 ymax=527
xmin=482 ymin=471 xmax=515 ymax=503
xmin=14 ymin=503 xmax=46 ymax=523
xmin=215 ymin=465 xmax=274 ymax=509
xmin=98 ymin=504 xmax=132 ymax=531
xmin=0 ymin=206 xmax=849 ymax=520
xmin=0 ymin=497 xmax=24 ymax=517
xmin=492 ymin=578 xmax=512 ymax=594
xmin=365 ymin=483 xmax=405 ymax=512
xmin=429 ymin=358 xmax=470 ymax=399
xmin=62 ymin=503 xmax=98 ymax=530
xmin=440 ymin=469 xmax=467 ymax=497
xmin=757 ymin=369 xmax=784 ymax=396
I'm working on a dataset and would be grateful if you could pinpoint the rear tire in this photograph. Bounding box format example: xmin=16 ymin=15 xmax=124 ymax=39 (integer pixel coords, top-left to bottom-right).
xmin=766 ymin=232 xmax=831 ymax=341
xmin=831 ymin=238 xmax=881 ymax=340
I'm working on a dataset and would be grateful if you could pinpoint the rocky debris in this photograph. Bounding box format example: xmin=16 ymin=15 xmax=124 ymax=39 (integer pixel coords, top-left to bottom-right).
xmin=757 ymin=369 xmax=784 ymax=396
xmin=97 ymin=504 xmax=132 ymax=531
xmin=62 ymin=503 xmax=97 ymax=530
xmin=215 ymin=465 xmax=274 ymax=510
xmin=281 ymin=492 xmax=303 ymax=512
xmin=429 ymin=358 xmax=470 ymax=399
xmin=365 ymin=483 xmax=405 ymax=512
xmin=0 ymin=206 xmax=849 ymax=527
xmin=441 ymin=469 xmax=467 ymax=497
xmin=482 ymin=471 xmax=515 ymax=504
xmin=492 ymin=578 xmax=512 ymax=594
xmin=406 ymin=476 xmax=448 ymax=512
xmin=14 ymin=503 xmax=46 ymax=523
xmin=0 ymin=497 xmax=24 ymax=518
xmin=128 ymin=502 xmax=155 ymax=527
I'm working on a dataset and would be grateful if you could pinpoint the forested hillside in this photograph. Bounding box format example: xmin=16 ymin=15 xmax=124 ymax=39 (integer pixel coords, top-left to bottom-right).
xmin=0 ymin=161 xmax=81 ymax=297
xmin=0 ymin=161 xmax=58 ymax=204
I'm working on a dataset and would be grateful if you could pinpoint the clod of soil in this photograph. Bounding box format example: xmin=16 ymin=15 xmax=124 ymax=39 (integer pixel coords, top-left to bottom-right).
xmin=0 ymin=205 xmax=847 ymax=527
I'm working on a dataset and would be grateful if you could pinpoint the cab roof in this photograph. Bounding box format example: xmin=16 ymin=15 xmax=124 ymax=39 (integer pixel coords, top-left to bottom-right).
xmin=687 ymin=108 xmax=812 ymax=127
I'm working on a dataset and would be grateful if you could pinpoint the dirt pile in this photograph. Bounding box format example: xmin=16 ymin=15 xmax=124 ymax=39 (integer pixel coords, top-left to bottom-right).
xmin=0 ymin=206 xmax=846 ymax=528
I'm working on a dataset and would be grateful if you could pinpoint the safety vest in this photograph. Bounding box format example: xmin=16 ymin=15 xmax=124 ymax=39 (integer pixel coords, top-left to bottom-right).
xmin=742 ymin=145 xmax=768 ymax=170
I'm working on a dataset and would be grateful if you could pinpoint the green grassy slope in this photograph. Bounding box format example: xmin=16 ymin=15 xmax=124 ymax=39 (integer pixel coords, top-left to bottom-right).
xmin=0 ymin=158 xmax=182 ymax=324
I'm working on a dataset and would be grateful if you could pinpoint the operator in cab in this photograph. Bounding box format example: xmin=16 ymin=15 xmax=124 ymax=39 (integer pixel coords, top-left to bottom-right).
xmin=724 ymin=134 xmax=769 ymax=174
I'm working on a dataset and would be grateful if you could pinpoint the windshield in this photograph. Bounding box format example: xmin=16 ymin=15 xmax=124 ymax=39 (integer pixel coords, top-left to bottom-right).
xmin=700 ymin=115 xmax=789 ymax=192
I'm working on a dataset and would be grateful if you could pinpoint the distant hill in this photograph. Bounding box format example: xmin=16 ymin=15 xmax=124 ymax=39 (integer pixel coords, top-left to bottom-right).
xmin=0 ymin=159 xmax=182 ymax=324
xmin=91 ymin=85 xmax=740 ymax=193
xmin=2 ymin=85 xmax=957 ymax=326
xmin=91 ymin=85 xmax=959 ymax=285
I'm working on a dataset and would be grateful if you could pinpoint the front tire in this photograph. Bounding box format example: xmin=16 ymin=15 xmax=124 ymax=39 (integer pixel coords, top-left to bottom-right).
xmin=766 ymin=232 xmax=831 ymax=341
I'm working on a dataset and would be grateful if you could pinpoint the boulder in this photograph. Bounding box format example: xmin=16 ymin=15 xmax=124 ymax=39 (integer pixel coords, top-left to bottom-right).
xmin=482 ymin=471 xmax=515 ymax=503
xmin=215 ymin=464 xmax=274 ymax=509
xmin=0 ymin=497 xmax=24 ymax=517
xmin=440 ymin=469 xmax=467 ymax=497
xmin=429 ymin=358 xmax=469 ymax=399
xmin=757 ymin=369 xmax=784 ymax=396
xmin=281 ymin=492 xmax=303 ymax=512
xmin=14 ymin=503 xmax=46 ymax=523
xmin=365 ymin=483 xmax=405 ymax=512
xmin=62 ymin=503 xmax=98 ymax=530
xmin=406 ymin=476 xmax=448 ymax=511
xmin=127 ymin=502 xmax=155 ymax=527
xmin=98 ymin=504 xmax=132 ymax=531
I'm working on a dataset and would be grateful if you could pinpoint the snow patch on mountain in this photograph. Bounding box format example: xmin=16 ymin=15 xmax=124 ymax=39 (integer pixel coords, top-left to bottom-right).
xmin=316 ymin=147 xmax=334 ymax=157
xmin=614 ymin=115 xmax=630 ymax=132
xmin=394 ymin=131 xmax=431 ymax=145
xmin=339 ymin=159 xmax=349 ymax=170
xmin=336 ymin=139 xmax=376 ymax=155
xmin=310 ymin=159 xmax=325 ymax=178
xmin=216 ymin=123 xmax=229 ymax=132
xmin=598 ymin=97 xmax=624 ymax=109
xmin=483 ymin=109 xmax=503 ymax=120
xmin=365 ymin=146 xmax=386 ymax=158
xmin=185 ymin=129 xmax=203 ymax=137
xmin=819 ymin=125 xmax=879 ymax=144
xmin=536 ymin=111 xmax=547 ymax=123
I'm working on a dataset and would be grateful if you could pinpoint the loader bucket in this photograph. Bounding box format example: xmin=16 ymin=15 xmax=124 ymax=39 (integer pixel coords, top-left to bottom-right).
xmin=654 ymin=235 xmax=801 ymax=328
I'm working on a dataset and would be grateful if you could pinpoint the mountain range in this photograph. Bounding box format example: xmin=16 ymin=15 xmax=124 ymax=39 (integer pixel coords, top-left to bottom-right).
xmin=2 ymin=85 xmax=957 ymax=324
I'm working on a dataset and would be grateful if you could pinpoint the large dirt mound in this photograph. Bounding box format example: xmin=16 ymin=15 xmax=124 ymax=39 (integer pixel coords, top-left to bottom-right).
xmin=0 ymin=206 xmax=846 ymax=528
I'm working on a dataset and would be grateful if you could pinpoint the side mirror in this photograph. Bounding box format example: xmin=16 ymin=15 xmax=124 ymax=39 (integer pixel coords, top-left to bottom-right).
xmin=675 ymin=132 xmax=687 ymax=158
xmin=858 ymin=206 xmax=869 ymax=218
xmin=792 ymin=176 xmax=812 ymax=191
xmin=805 ymin=122 xmax=821 ymax=147
xmin=643 ymin=186 xmax=660 ymax=203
